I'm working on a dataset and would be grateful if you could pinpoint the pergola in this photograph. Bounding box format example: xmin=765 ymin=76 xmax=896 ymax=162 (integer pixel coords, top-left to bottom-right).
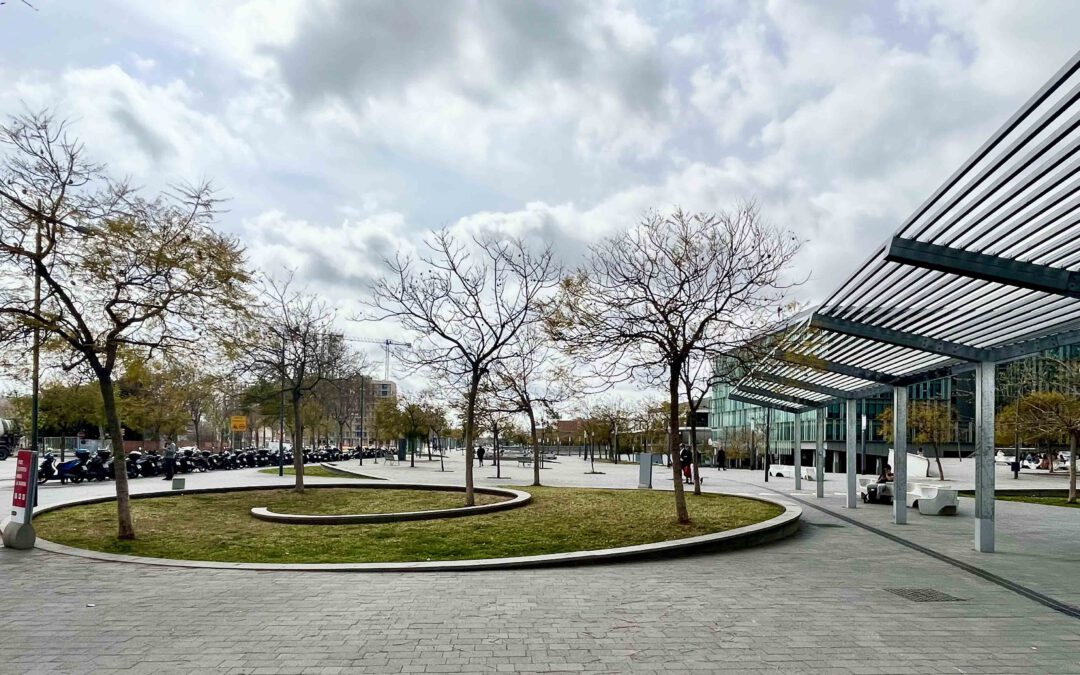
xmin=729 ymin=50 xmax=1080 ymax=553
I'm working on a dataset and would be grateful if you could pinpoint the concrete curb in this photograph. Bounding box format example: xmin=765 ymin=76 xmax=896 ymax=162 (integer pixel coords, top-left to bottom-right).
xmin=250 ymin=483 xmax=531 ymax=524
xmin=31 ymin=488 xmax=800 ymax=572
xmin=318 ymin=462 xmax=387 ymax=481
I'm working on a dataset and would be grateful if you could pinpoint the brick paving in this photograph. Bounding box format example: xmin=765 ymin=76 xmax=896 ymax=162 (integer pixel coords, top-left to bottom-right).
xmin=2 ymin=454 xmax=1079 ymax=673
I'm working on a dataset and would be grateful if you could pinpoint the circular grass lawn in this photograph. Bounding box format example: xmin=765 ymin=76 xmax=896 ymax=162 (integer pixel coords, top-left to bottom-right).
xmin=34 ymin=487 xmax=783 ymax=564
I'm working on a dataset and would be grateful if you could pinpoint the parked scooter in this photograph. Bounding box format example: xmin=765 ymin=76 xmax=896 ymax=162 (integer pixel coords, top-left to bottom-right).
xmin=37 ymin=452 xmax=86 ymax=484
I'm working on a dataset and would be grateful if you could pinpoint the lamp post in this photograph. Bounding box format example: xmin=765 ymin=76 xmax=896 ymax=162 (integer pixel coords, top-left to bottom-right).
xmin=358 ymin=375 xmax=365 ymax=466
xmin=278 ymin=329 xmax=286 ymax=477
xmin=5 ymin=208 xmax=94 ymax=549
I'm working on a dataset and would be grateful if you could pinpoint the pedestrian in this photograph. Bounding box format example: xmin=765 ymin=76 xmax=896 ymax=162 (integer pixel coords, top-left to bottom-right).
xmin=679 ymin=444 xmax=693 ymax=484
xmin=477 ymin=446 xmax=486 ymax=467
xmin=718 ymin=448 xmax=727 ymax=471
xmin=162 ymin=438 xmax=178 ymax=480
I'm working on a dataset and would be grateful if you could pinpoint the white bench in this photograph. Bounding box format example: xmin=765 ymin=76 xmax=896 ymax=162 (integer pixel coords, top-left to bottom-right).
xmin=858 ymin=478 xmax=894 ymax=504
xmin=768 ymin=464 xmax=793 ymax=478
xmin=906 ymin=483 xmax=958 ymax=516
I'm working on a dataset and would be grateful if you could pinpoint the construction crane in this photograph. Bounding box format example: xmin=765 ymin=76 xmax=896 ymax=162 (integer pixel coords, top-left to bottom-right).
xmin=352 ymin=338 xmax=410 ymax=380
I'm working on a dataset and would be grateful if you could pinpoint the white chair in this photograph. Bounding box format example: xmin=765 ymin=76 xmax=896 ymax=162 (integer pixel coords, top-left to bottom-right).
xmin=906 ymin=483 xmax=958 ymax=515
xmin=801 ymin=465 xmax=816 ymax=482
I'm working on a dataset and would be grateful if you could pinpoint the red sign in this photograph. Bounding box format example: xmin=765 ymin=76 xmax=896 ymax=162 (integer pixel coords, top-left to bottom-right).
xmin=10 ymin=449 xmax=37 ymax=524
xmin=12 ymin=450 xmax=32 ymax=510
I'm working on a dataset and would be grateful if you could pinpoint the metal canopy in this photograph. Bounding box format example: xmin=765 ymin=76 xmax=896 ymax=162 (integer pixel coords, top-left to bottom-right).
xmin=731 ymin=50 xmax=1080 ymax=408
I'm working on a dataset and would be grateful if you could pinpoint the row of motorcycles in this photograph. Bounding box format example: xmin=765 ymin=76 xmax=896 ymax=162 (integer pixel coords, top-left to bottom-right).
xmin=36 ymin=445 xmax=361 ymax=485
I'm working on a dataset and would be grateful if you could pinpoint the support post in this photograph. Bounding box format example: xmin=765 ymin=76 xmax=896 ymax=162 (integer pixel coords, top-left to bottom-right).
xmin=816 ymin=407 xmax=825 ymax=498
xmin=893 ymin=385 xmax=908 ymax=525
xmin=793 ymin=411 xmax=802 ymax=491
xmin=975 ymin=361 xmax=996 ymax=552
xmin=846 ymin=398 xmax=857 ymax=508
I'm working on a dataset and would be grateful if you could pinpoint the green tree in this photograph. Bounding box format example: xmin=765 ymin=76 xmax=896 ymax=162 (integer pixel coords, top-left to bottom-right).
xmin=0 ymin=112 xmax=251 ymax=539
xmin=1018 ymin=391 xmax=1079 ymax=502
xmin=880 ymin=401 xmax=954 ymax=480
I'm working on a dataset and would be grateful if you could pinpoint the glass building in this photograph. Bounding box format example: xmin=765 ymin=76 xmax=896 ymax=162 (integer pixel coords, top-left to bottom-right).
xmin=708 ymin=345 xmax=1080 ymax=472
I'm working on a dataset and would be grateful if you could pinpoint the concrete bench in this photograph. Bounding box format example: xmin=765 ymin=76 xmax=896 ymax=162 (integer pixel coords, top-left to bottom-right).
xmin=858 ymin=478 xmax=894 ymax=504
xmin=906 ymin=482 xmax=958 ymax=515
xmin=767 ymin=464 xmax=794 ymax=478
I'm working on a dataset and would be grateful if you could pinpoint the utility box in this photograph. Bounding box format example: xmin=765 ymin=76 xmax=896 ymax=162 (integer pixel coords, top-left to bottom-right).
xmin=638 ymin=453 xmax=653 ymax=489
xmin=171 ymin=478 xmax=185 ymax=490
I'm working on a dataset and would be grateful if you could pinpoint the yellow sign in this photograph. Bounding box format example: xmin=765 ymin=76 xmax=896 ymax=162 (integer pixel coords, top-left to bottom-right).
xmin=230 ymin=416 xmax=248 ymax=432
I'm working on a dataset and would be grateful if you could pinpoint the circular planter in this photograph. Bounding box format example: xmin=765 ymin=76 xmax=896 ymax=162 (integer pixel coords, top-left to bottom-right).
xmin=250 ymin=483 xmax=531 ymax=524
xmin=30 ymin=487 xmax=800 ymax=572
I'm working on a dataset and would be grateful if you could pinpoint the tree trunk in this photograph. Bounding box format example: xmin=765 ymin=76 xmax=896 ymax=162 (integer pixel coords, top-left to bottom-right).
xmin=97 ymin=371 xmax=135 ymax=540
xmin=1069 ymin=434 xmax=1077 ymax=504
xmin=193 ymin=417 xmax=201 ymax=450
xmin=291 ymin=391 xmax=305 ymax=492
xmin=668 ymin=363 xmax=689 ymax=524
xmin=529 ymin=410 xmax=541 ymax=487
xmin=463 ymin=371 xmax=480 ymax=506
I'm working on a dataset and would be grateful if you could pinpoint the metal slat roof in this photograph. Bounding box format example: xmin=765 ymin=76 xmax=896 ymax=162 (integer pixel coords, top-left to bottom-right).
xmin=730 ymin=51 xmax=1080 ymax=411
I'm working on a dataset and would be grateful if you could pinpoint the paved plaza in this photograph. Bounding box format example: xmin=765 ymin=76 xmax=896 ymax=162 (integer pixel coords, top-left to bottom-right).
xmin=2 ymin=453 xmax=1079 ymax=674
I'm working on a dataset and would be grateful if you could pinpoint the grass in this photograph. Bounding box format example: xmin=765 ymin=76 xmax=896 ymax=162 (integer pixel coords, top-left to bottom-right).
xmin=994 ymin=495 xmax=1080 ymax=509
xmin=258 ymin=466 xmax=352 ymax=478
xmin=35 ymin=487 xmax=782 ymax=564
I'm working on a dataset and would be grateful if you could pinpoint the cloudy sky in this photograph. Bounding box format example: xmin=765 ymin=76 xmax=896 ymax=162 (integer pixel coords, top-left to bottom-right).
xmin=2 ymin=0 xmax=1078 ymax=373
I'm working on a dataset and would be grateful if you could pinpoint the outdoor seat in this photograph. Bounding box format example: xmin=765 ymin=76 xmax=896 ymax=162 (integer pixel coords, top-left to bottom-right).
xmin=858 ymin=478 xmax=893 ymax=504
xmin=767 ymin=464 xmax=791 ymax=478
xmin=801 ymin=465 xmax=816 ymax=482
xmin=906 ymin=483 xmax=958 ymax=515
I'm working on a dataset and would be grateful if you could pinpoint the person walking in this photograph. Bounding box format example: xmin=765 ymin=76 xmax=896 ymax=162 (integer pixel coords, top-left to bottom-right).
xmin=477 ymin=446 xmax=486 ymax=467
xmin=717 ymin=448 xmax=727 ymax=471
xmin=679 ymin=444 xmax=693 ymax=484
xmin=162 ymin=438 xmax=178 ymax=480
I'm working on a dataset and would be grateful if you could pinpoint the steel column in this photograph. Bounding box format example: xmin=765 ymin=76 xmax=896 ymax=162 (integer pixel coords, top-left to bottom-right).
xmin=793 ymin=411 xmax=802 ymax=491
xmin=846 ymin=398 xmax=857 ymax=508
xmin=975 ymin=361 xmax=996 ymax=552
xmin=892 ymin=385 xmax=908 ymax=525
xmin=816 ymin=407 xmax=825 ymax=498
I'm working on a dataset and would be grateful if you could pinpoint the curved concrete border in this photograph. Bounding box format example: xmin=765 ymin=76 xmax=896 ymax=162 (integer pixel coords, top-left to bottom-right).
xmin=251 ymin=483 xmax=530 ymax=524
xmin=317 ymin=462 xmax=387 ymax=481
xmin=31 ymin=488 xmax=800 ymax=572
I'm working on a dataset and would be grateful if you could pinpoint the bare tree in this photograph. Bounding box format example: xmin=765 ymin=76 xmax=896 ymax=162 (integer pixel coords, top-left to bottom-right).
xmin=553 ymin=205 xmax=800 ymax=523
xmin=487 ymin=327 xmax=578 ymax=486
xmin=243 ymin=276 xmax=352 ymax=492
xmin=367 ymin=231 xmax=558 ymax=505
xmin=0 ymin=111 xmax=251 ymax=539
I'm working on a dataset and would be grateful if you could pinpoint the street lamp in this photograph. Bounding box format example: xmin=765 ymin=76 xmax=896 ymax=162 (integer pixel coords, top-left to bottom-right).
xmin=4 ymin=210 xmax=95 ymax=549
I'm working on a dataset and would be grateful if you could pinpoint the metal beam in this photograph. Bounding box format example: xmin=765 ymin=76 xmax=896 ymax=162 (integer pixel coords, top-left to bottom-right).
xmin=810 ymin=314 xmax=993 ymax=362
xmin=752 ymin=372 xmax=854 ymax=399
xmin=886 ymin=236 xmax=1080 ymax=299
xmin=728 ymin=393 xmax=804 ymax=415
xmin=738 ymin=386 xmax=821 ymax=410
xmin=988 ymin=327 xmax=1080 ymax=362
xmin=772 ymin=351 xmax=898 ymax=384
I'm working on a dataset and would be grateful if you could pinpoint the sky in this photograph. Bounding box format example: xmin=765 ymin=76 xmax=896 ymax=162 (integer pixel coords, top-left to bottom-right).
xmin=1 ymin=0 xmax=1078 ymax=385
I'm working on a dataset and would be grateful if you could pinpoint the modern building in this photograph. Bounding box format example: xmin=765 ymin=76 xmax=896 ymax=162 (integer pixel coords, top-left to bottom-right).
xmin=709 ymin=345 xmax=1080 ymax=473
xmin=353 ymin=378 xmax=397 ymax=446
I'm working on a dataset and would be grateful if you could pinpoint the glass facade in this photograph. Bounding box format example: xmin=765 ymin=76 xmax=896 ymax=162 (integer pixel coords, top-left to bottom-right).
xmin=707 ymin=346 xmax=1079 ymax=467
